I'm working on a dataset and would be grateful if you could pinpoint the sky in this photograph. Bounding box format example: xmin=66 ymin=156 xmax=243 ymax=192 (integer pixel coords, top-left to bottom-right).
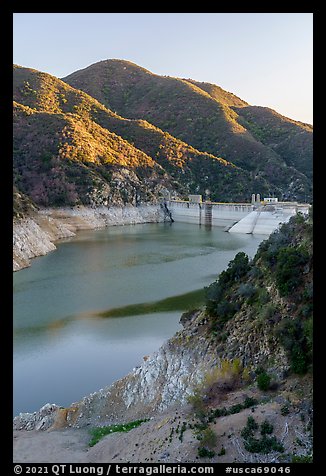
xmin=13 ymin=13 xmax=313 ymax=124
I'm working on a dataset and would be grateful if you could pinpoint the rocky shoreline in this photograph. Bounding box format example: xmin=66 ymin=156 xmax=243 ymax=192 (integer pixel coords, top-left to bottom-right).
xmin=13 ymin=310 xmax=213 ymax=431
xmin=13 ymin=308 xmax=312 ymax=463
xmin=13 ymin=204 xmax=164 ymax=271
xmin=13 ymin=210 xmax=313 ymax=463
xmin=13 ymin=303 xmax=290 ymax=433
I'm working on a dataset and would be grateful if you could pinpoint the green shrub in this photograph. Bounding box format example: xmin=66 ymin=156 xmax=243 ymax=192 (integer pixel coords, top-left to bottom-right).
xmin=237 ymin=283 xmax=257 ymax=301
xmin=257 ymin=371 xmax=271 ymax=391
xmin=241 ymin=416 xmax=284 ymax=454
xmin=244 ymin=435 xmax=284 ymax=454
xmin=208 ymin=396 xmax=257 ymax=423
xmin=259 ymin=303 xmax=279 ymax=321
xmin=209 ymin=407 xmax=228 ymax=419
xmin=248 ymin=265 xmax=263 ymax=279
xmin=187 ymin=389 xmax=206 ymax=419
xmin=280 ymin=405 xmax=290 ymax=416
xmin=200 ymin=427 xmax=218 ymax=448
xmin=89 ymin=419 xmax=148 ymax=447
xmin=205 ymin=252 xmax=250 ymax=318
xmin=260 ymin=420 xmax=274 ymax=435
xmin=300 ymin=303 xmax=313 ymax=318
xmin=228 ymin=252 xmax=250 ymax=281
xmin=247 ymin=416 xmax=259 ymax=430
xmin=218 ymin=446 xmax=226 ymax=456
xmin=228 ymin=403 xmax=244 ymax=414
xmin=241 ymin=416 xmax=259 ymax=440
xmin=291 ymin=454 xmax=313 ymax=463
xmin=178 ymin=422 xmax=188 ymax=442
xmin=290 ymin=344 xmax=309 ymax=374
xmin=243 ymin=397 xmax=258 ymax=408
xmin=304 ymin=317 xmax=313 ymax=351
xmin=303 ymin=282 xmax=313 ymax=300
xmin=257 ymin=228 xmax=292 ymax=267
xmin=241 ymin=426 xmax=253 ymax=440
xmin=215 ymin=300 xmax=238 ymax=322
xmin=256 ymin=287 xmax=270 ymax=305
xmin=275 ymin=246 xmax=309 ymax=296
xmin=197 ymin=447 xmax=216 ymax=458
xmin=275 ymin=318 xmax=310 ymax=374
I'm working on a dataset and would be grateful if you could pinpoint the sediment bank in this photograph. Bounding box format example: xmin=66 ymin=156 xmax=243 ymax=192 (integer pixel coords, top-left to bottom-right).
xmin=13 ymin=205 xmax=163 ymax=271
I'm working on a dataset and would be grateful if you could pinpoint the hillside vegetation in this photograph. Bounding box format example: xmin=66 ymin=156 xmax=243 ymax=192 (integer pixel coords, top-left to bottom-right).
xmin=14 ymin=65 xmax=274 ymax=210
xmin=13 ymin=61 xmax=313 ymax=212
xmin=205 ymin=210 xmax=313 ymax=376
xmin=63 ymin=59 xmax=312 ymax=202
xmin=13 ymin=66 xmax=171 ymax=208
xmin=234 ymin=105 xmax=313 ymax=179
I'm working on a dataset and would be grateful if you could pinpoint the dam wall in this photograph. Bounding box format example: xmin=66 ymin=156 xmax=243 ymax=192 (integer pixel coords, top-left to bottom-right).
xmin=168 ymin=200 xmax=253 ymax=227
xmin=168 ymin=200 xmax=310 ymax=235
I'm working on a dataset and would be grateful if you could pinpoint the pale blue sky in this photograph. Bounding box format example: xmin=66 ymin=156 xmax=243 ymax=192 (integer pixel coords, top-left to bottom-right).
xmin=13 ymin=13 xmax=313 ymax=124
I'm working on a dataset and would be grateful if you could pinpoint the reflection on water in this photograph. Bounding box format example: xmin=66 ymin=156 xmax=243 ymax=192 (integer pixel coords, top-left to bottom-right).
xmin=13 ymin=222 xmax=265 ymax=415
xmin=96 ymin=288 xmax=205 ymax=318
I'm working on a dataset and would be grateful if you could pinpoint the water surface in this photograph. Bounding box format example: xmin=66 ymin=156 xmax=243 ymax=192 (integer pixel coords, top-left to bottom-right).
xmin=13 ymin=222 xmax=265 ymax=415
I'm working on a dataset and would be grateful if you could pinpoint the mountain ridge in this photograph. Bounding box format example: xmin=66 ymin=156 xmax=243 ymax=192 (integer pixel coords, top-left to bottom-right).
xmin=13 ymin=65 xmax=273 ymax=210
xmin=63 ymin=59 xmax=312 ymax=201
xmin=13 ymin=60 xmax=313 ymax=213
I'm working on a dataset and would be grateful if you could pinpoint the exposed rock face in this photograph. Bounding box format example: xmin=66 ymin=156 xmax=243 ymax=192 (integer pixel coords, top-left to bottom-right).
xmin=222 ymin=306 xmax=289 ymax=377
xmin=12 ymin=311 xmax=213 ymax=430
xmin=13 ymin=205 xmax=164 ymax=271
xmin=13 ymin=308 xmax=291 ymax=432
xmin=13 ymin=384 xmax=313 ymax=464
xmin=13 ymin=216 xmax=74 ymax=271
xmin=13 ymin=404 xmax=61 ymax=432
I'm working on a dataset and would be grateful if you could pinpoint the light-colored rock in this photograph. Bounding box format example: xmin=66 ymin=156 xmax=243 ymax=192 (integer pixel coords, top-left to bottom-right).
xmin=13 ymin=205 xmax=164 ymax=271
xmin=13 ymin=217 xmax=74 ymax=271
xmin=13 ymin=310 xmax=216 ymax=430
xmin=13 ymin=404 xmax=60 ymax=431
xmin=13 ymin=293 xmax=292 ymax=432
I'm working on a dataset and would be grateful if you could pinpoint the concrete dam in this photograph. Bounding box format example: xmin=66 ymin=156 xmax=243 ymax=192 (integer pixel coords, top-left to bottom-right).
xmin=166 ymin=199 xmax=310 ymax=235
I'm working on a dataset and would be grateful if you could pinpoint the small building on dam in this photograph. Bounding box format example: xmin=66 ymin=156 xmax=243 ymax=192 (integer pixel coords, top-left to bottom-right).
xmin=165 ymin=194 xmax=310 ymax=235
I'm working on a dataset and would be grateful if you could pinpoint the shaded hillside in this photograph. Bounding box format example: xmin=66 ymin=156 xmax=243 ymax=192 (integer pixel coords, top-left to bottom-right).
xmin=191 ymin=207 xmax=313 ymax=464
xmin=13 ymin=65 xmax=274 ymax=206
xmin=234 ymin=106 xmax=313 ymax=180
xmin=92 ymin=112 xmax=272 ymax=202
xmin=205 ymin=210 xmax=313 ymax=376
xmin=63 ymin=59 xmax=312 ymax=201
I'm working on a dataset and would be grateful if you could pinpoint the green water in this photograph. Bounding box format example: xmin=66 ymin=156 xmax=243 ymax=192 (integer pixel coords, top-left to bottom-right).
xmin=13 ymin=222 xmax=265 ymax=416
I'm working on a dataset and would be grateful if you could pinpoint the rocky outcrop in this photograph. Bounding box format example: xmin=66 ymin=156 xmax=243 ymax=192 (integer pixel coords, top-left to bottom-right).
xmin=13 ymin=305 xmax=292 ymax=432
xmin=222 ymin=309 xmax=289 ymax=376
xmin=13 ymin=381 xmax=313 ymax=464
xmin=13 ymin=310 xmax=216 ymax=430
xmin=13 ymin=404 xmax=61 ymax=432
xmin=13 ymin=215 xmax=74 ymax=271
xmin=13 ymin=204 xmax=164 ymax=271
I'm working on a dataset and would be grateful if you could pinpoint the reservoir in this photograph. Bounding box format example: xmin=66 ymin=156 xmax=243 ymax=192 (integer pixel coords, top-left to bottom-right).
xmin=13 ymin=222 xmax=265 ymax=416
